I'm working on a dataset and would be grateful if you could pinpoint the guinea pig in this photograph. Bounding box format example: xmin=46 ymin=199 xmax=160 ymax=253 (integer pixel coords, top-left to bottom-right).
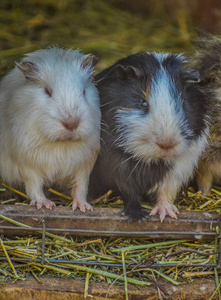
xmin=88 ymin=52 xmax=209 ymax=222
xmin=190 ymin=31 xmax=221 ymax=195
xmin=0 ymin=47 xmax=101 ymax=211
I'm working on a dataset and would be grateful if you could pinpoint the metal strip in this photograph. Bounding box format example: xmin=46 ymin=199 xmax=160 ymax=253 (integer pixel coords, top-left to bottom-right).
xmin=0 ymin=257 xmax=217 ymax=268
xmin=0 ymin=226 xmax=217 ymax=236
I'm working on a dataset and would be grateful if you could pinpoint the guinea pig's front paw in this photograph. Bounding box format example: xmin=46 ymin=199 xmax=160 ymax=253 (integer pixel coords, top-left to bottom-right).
xmin=121 ymin=206 xmax=150 ymax=224
xmin=72 ymin=199 xmax=93 ymax=213
xmin=150 ymin=201 xmax=179 ymax=222
xmin=30 ymin=198 xmax=56 ymax=210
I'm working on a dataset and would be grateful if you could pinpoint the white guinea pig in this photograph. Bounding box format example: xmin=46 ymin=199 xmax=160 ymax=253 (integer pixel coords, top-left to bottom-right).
xmin=0 ymin=47 xmax=101 ymax=211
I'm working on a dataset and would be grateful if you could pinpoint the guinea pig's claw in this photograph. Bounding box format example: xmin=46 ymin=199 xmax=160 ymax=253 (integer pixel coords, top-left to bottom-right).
xmin=128 ymin=217 xmax=133 ymax=223
xmin=72 ymin=200 xmax=93 ymax=213
xmin=30 ymin=198 xmax=56 ymax=210
xmin=138 ymin=218 xmax=143 ymax=225
xmin=85 ymin=203 xmax=93 ymax=211
xmin=120 ymin=210 xmax=126 ymax=216
xmin=121 ymin=207 xmax=150 ymax=223
xmin=150 ymin=202 xmax=179 ymax=222
xmin=141 ymin=209 xmax=151 ymax=220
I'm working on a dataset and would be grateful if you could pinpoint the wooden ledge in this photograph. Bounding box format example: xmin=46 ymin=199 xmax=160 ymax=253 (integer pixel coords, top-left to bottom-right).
xmin=0 ymin=277 xmax=218 ymax=300
xmin=0 ymin=205 xmax=220 ymax=239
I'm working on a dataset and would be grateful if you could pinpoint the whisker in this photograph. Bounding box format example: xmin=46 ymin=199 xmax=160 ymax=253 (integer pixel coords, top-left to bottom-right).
xmin=111 ymin=132 xmax=126 ymax=148
xmin=100 ymin=99 xmax=119 ymax=108
xmin=138 ymin=159 xmax=147 ymax=179
xmin=111 ymin=154 xmax=134 ymax=174
xmin=101 ymin=128 xmax=112 ymax=136
xmin=108 ymin=106 xmax=118 ymax=113
xmin=95 ymin=66 xmax=118 ymax=84
xmin=99 ymin=136 xmax=105 ymax=144
xmin=100 ymin=120 xmax=108 ymax=129
xmin=126 ymin=158 xmax=142 ymax=184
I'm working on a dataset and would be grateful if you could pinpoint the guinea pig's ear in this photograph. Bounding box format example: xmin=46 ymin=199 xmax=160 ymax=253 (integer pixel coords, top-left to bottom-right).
xmin=116 ymin=64 xmax=143 ymax=80
xmin=193 ymin=29 xmax=216 ymax=48
xmin=81 ymin=55 xmax=98 ymax=70
xmin=185 ymin=71 xmax=201 ymax=83
xmin=16 ymin=61 xmax=39 ymax=83
xmin=198 ymin=63 xmax=221 ymax=82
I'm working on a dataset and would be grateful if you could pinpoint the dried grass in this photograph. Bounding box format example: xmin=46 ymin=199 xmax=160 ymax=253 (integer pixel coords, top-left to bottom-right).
xmin=0 ymin=184 xmax=221 ymax=298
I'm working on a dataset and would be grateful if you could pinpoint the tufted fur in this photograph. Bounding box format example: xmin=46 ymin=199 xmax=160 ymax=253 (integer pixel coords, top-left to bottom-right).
xmin=89 ymin=52 xmax=209 ymax=222
xmin=190 ymin=31 xmax=221 ymax=194
xmin=0 ymin=48 xmax=101 ymax=210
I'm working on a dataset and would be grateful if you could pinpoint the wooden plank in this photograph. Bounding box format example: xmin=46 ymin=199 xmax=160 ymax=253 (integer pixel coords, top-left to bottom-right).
xmin=0 ymin=277 xmax=218 ymax=300
xmin=0 ymin=205 xmax=220 ymax=239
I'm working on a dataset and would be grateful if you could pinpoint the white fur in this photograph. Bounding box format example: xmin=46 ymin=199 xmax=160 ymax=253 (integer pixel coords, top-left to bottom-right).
xmin=153 ymin=133 xmax=208 ymax=221
xmin=115 ymin=53 xmax=209 ymax=220
xmin=158 ymin=133 xmax=208 ymax=200
xmin=116 ymin=64 xmax=193 ymax=164
xmin=0 ymin=48 xmax=101 ymax=210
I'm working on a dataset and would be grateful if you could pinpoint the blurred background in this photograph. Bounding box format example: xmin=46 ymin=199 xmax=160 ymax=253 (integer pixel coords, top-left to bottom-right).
xmin=0 ymin=0 xmax=221 ymax=75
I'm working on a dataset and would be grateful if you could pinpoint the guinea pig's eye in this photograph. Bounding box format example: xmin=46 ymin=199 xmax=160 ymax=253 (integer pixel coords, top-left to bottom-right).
xmin=44 ymin=87 xmax=52 ymax=97
xmin=140 ymin=98 xmax=149 ymax=111
xmin=83 ymin=89 xmax=86 ymax=96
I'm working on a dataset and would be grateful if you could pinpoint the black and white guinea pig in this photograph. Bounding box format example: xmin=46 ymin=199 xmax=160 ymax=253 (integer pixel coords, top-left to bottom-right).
xmin=190 ymin=31 xmax=221 ymax=195
xmin=88 ymin=52 xmax=209 ymax=222
xmin=0 ymin=47 xmax=101 ymax=211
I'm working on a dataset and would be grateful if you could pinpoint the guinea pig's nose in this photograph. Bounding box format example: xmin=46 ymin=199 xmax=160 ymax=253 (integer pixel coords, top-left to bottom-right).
xmin=62 ymin=118 xmax=80 ymax=131
xmin=156 ymin=138 xmax=177 ymax=150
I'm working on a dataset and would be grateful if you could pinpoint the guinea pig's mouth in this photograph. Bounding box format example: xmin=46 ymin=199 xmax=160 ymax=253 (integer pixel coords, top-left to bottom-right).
xmin=129 ymin=145 xmax=180 ymax=163
xmin=156 ymin=147 xmax=176 ymax=157
xmin=157 ymin=150 xmax=175 ymax=159
xmin=57 ymin=130 xmax=81 ymax=142
xmin=139 ymin=143 xmax=180 ymax=161
xmin=154 ymin=145 xmax=183 ymax=160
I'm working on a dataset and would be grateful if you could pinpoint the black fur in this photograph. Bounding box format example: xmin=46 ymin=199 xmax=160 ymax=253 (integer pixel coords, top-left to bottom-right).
xmin=89 ymin=52 xmax=208 ymax=222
